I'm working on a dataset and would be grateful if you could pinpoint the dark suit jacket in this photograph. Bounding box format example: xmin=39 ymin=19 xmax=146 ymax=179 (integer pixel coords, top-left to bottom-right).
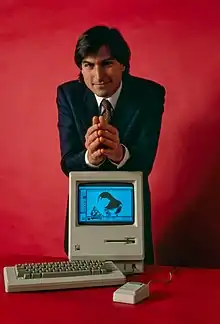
xmin=56 ymin=74 xmax=165 ymax=264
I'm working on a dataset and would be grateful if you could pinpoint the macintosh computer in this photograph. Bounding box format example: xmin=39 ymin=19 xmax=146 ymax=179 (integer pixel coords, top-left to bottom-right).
xmin=3 ymin=171 xmax=145 ymax=292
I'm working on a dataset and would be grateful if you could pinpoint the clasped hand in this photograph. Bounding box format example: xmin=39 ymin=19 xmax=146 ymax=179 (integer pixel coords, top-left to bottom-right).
xmin=85 ymin=116 xmax=124 ymax=166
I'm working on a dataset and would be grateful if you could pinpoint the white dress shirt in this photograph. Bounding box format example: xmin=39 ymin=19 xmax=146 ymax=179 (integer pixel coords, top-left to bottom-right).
xmin=85 ymin=82 xmax=130 ymax=169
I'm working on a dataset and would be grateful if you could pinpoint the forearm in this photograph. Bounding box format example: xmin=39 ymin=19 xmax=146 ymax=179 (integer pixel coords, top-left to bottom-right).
xmin=57 ymin=86 xmax=92 ymax=176
xmin=61 ymin=149 xmax=100 ymax=176
xmin=119 ymin=112 xmax=163 ymax=174
xmin=118 ymin=149 xmax=155 ymax=174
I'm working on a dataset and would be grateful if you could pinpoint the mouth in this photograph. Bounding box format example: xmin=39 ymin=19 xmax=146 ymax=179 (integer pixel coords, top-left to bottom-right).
xmin=93 ymin=81 xmax=111 ymax=86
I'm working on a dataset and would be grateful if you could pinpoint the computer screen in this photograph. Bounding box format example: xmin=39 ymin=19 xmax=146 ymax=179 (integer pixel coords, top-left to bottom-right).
xmin=78 ymin=182 xmax=134 ymax=225
xmin=68 ymin=171 xmax=144 ymax=262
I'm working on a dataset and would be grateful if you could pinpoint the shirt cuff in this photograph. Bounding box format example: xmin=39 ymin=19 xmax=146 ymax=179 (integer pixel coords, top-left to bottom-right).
xmin=109 ymin=144 xmax=130 ymax=169
xmin=85 ymin=150 xmax=106 ymax=168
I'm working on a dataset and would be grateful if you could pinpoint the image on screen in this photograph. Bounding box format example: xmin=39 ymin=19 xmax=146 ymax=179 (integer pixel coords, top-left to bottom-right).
xmin=78 ymin=182 xmax=134 ymax=225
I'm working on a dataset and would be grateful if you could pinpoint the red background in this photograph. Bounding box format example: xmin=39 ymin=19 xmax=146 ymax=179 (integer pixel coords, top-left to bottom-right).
xmin=1 ymin=0 xmax=220 ymax=268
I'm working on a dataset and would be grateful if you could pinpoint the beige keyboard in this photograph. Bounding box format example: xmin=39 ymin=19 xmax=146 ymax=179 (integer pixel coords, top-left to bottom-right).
xmin=3 ymin=259 xmax=126 ymax=292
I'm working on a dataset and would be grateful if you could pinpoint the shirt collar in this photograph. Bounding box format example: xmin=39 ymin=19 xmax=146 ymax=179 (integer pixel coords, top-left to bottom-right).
xmin=94 ymin=82 xmax=122 ymax=109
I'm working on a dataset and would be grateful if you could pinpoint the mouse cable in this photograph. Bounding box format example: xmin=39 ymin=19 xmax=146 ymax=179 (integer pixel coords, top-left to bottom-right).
xmin=147 ymin=266 xmax=179 ymax=286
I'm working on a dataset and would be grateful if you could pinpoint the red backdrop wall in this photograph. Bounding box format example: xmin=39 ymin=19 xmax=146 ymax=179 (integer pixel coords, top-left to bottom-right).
xmin=1 ymin=0 xmax=220 ymax=267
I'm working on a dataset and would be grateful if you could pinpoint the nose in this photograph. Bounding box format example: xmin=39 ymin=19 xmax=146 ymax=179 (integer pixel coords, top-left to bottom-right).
xmin=93 ymin=65 xmax=105 ymax=82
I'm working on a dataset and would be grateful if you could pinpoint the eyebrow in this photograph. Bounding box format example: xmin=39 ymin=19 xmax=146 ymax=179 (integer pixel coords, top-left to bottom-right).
xmin=102 ymin=57 xmax=114 ymax=61
xmin=82 ymin=57 xmax=114 ymax=64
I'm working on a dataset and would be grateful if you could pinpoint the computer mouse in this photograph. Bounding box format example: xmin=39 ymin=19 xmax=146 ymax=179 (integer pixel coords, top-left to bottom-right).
xmin=113 ymin=281 xmax=150 ymax=304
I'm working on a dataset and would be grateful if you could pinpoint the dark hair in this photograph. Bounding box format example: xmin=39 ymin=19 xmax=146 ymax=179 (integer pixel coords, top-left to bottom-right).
xmin=74 ymin=25 xmax=131 ymax=81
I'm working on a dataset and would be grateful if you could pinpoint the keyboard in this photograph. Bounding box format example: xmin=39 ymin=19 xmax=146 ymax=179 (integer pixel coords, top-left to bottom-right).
xmin=3 ymin=259 xmax=126 ymax=293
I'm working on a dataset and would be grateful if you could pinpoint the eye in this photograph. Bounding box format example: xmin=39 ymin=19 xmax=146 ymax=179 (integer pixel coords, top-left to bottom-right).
xmin=103 ymin=61 xmax=113 ymax=67
xmin=82 ymin=62 xmax=94 ymax=69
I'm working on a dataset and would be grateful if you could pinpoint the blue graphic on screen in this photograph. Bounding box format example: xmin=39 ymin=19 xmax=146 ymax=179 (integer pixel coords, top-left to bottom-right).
xmin=78 ymin=183 xmax=134 ymax=224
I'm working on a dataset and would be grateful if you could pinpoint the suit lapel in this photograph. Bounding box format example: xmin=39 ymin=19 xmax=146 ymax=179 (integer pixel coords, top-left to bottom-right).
xmin=111 ymin=75 xmax=140 ymax=137
xmin=77 ymin=86 xmax=99 ymax=133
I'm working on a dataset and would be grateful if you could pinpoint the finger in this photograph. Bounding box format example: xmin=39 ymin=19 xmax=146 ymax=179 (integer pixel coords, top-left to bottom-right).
xmin=99 ymin=137 xmax=116 ymax=149
xmin=97 ymin=129 xmax=117 ymax=142
xmin=101 ymin=148 xmax=114 ymax=157
xmin=85 ymin=130 xmax=99 ymax=149
xmin=91 ymin=148 xmax=102 ymax=160
xmin=101 ymin=148 xmax=121 ymax=162
xmin=99 ymin=115 xmax=107 ymax=123
xmin=93 ymin=116 xmax=99 ymax=125
xmin=85 ymin=123 xmax=99 ymax=139
xmin=98 ymin=116 xmax=108 ymax=128
xmin=98 ymin=121 xmax=118 ymax=135
xmin=89 ymin=137 xmax=101 ymax=153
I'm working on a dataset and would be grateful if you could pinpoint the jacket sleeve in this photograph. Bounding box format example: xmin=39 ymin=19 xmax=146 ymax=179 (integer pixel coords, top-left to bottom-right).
xmin=56 ymin=85 xmax=97 ymax=176
xmin=119 ymin=85 xmax=165 ymax=175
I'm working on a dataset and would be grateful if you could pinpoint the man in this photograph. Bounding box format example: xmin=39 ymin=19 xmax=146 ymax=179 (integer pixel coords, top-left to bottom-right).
xmin=56 ymin=25 xmax=166 ymax=264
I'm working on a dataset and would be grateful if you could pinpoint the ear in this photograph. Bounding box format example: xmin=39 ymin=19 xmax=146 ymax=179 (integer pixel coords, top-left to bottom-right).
xmin=121 ymin=65 xmax=125 ymax=71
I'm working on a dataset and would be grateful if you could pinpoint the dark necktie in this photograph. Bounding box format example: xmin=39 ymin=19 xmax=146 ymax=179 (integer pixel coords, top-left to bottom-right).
xmin=100 ymin=99 xmax=113 ymax=123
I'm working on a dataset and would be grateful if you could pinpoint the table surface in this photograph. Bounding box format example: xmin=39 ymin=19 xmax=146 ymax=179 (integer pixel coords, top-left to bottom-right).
xmin=1 ymin=255 xmax=220 ymax=324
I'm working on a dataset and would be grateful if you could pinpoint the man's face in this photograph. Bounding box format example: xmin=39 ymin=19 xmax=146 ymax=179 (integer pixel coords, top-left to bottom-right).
xmin=81 ymin=45 xmax=125 ymax=97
